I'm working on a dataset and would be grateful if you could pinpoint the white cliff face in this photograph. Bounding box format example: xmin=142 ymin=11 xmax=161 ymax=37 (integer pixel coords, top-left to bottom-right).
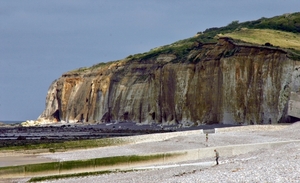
xmin=38 ymin=80 xmax=59 ymax=122
xmin=220 ymin=48 xmax=294 ymax=124
xmin=37 ymin=39 xmax=300 ymax=125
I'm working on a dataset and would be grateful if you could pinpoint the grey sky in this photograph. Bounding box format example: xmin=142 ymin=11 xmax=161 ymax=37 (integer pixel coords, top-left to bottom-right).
xmin=1 ymin=0 xmax=299 ymax=121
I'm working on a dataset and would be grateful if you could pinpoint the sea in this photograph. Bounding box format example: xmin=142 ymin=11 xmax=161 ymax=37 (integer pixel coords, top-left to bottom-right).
xmin=0 ymin=120 xmax=24 ymax=125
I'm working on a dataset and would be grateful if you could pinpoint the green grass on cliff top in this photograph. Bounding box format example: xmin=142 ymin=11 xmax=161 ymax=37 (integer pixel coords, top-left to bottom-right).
xmin=73 ymin=12 xmax=300 ymax=72
xmin=127 ymin=12 xmax=300 ymax=61
xmin=220 ymin=28 xmax=300 ymax=51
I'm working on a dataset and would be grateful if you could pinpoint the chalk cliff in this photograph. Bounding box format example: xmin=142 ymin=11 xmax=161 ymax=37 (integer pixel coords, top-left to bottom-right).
xmin=38 ymin=38 xmax=300 ymax=125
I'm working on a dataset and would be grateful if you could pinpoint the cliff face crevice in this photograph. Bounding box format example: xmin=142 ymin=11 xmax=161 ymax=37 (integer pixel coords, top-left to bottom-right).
xmin=38 ymin=38 xmax=300 ymax=125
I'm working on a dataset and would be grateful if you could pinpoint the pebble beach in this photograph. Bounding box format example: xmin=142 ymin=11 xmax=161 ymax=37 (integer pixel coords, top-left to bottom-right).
xmin=5 ymin=122 xmax=300 ymax=183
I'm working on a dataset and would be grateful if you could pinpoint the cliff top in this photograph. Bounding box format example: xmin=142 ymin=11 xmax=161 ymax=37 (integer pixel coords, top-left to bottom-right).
xmin=70 ymin=12 xmax=300 ymax=73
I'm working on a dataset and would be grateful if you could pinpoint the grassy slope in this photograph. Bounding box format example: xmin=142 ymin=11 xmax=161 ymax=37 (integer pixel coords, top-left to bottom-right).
xmin=71 ymin=12 xmax=300 ymax=72
xmin=220 ymin=28 xmax=300 ymax=51
xmin=125 ymin=12 xmax=300 ymax=62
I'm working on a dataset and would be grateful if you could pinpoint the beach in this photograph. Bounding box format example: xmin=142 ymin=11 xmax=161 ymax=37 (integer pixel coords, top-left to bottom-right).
xmin=1 ymin=122 xmax=300 ymax=183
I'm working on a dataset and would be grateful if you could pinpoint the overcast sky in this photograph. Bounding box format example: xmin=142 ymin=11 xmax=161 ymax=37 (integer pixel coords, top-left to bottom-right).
xmin=1 ymin=0 xmax=300 ymax=121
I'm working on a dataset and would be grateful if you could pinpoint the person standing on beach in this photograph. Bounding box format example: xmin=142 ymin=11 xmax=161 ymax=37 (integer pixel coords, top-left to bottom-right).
xmin=206 ymin=133 xmax=208 ymax=142
xmin=214 ymin=149 xmax=219 ymax=165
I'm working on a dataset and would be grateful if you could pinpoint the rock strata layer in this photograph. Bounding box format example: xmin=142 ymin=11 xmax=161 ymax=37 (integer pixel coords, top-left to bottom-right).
xmin=38 ymin=38 xmax=300 ymax=125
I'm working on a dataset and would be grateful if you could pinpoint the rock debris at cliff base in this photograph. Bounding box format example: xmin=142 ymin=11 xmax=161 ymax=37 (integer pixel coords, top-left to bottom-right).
xmin=0 ymin=122 xmax=239 ymax=147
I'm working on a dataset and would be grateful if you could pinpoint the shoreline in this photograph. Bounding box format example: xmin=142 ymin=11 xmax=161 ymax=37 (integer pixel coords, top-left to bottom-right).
xmin=0 ymin=123 xmax=291 ymax=165
xmin=0 ymin=121 xmax=240 ymax=140
xmin=1 ymin=122 xmax=299 ymax=182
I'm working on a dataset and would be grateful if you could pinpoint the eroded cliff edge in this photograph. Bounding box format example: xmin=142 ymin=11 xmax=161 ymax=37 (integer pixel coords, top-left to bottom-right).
xmin=38 ymin=38 xmax=300 ymax=125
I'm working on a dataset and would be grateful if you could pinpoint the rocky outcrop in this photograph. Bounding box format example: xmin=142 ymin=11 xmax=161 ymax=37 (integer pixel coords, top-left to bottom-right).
xmin=38 ymin=38 xmax=300 ymax=125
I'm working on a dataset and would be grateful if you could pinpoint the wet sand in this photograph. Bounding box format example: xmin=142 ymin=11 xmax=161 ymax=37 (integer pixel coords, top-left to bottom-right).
xmin=0 ymin=122 xmax=240 ymax=168
xmin=0 ymin=154 xmax=55 ymax=167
